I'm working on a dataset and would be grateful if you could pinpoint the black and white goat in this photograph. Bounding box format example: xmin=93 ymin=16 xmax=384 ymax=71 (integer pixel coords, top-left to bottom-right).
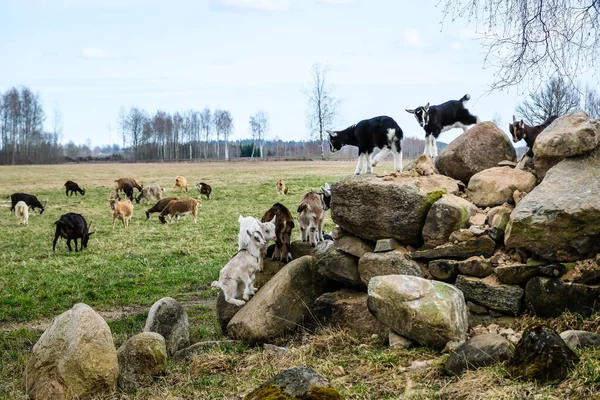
xmin=406 ymin=94 xmax=480 ymax=158
xmin=327 ymin=116 xmax=404 ymax=175
xmin=509 ymin=115 xmax=558 ymax=158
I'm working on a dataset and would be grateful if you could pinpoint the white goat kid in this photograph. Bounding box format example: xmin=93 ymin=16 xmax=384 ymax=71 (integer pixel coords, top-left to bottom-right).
xmin=15 ymin=201 xmax=29 ymax=225
xmin=212 ymin=230 xmax=267 ymax=306
xmin=237 ymin=215 xmax=276 ymax=271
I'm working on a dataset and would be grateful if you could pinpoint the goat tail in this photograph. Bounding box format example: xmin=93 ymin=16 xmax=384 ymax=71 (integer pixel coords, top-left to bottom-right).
xmin=460 ymin=94 xmax=471 ymax=103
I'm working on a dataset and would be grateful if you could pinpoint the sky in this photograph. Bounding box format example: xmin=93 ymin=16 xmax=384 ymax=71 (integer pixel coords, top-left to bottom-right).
xmin=0 ymin=0 xmax=554 ymax=147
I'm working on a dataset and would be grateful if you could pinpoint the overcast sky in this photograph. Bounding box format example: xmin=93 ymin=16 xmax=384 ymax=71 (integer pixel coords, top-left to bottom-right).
xmin=0 ymin=0 xmax=554 ymax=147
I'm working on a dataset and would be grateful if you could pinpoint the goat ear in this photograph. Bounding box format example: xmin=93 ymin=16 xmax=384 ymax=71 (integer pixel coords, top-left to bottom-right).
xmin=269 ymin=215 xmax=276 ymax=224
xmin=512 ymin=115 xmax=517 ymax=122
xmin=519 ymin=120 xmax=524 ymax=128
xmin=325 ymin=183 xmax=331 ymax=191
xmin=405 ymin=109 xmax=415 ymax=114
xmin=327 ymin=130 xmax=338 ymax=137
xmin=424 ymin=103 xmax=430 ymax=111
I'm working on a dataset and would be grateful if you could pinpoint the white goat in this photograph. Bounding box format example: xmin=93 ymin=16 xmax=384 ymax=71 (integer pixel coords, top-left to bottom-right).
xmin=237 ymin=215 xmax=276 ymax=270
xmin=15 ymin=201 xmax=29 ymax=225
xmin=212 ymin=230 xmax=267 ymax=306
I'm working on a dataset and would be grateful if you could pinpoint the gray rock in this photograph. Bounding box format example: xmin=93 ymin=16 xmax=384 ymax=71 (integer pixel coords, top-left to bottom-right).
xmin=333 ymin=235 xmax=374 ymax=258
xmin=524 ymin=277 xmax=600 ymax=317
xmin=498 ymin=160 xmax=517 ymax=167
xmin=560 ymin=330 xmax=600 ymax=349
xmin=505 ymin=147 xmax=600 ymax=261
xmin=310 ymin=289 xmax=387 ymax=336
xmin=367 ymin=275 xmax=468 ymax=348
xmin=389 ymin=330 xmax=414 ymax=349
xmin=358 ymin=250 xmax=422 ymax=286
xmin=455 ymin=275 xmax=523 ymax=315
xmin=422 ymin=194 xmax=477 ymax=248
xmin=537 ymin=263 xmax=567 ymax=278
xmin=457 ymin=256 xmax=494 ymax=278
xmin=410 ymin=236 xmax=496 ymax=260
xmin=428 ymin=259 xmax=459 ymax=282
xmin=374 ymin=238 xmax=402 ymax=253
xmin=467 ymin=167 xmax=536 ymax=207
xmin=435 ymin=122 xmax=517 ymax=184
xmin=508 ymin=325 xmax=579 ymax=383
xmin=449 ymin=229 xmax=475 ymax=242
xmin=445 ymin=333 xmax=514 ymax=375
xmin=117 ymin=332 xmax=167 ymax=393
xmin=331 ymin=225 xmax=351 ymax=240
xmin=228 ymin=256 xmax=326 ymax=344
xmin=495 ymin=264 xmax=539 ymax=284
xmin=243 ymin=367 xmax=341 ymax=399
xmin=467 ymin=301 xmax=488 ymax=314
xmin=290 ymin=239 xmax=333 ymax=259
xmin=144 ymin=297 xmax=189 ymax=357
xmin=316 ymin=248 xmax=362 ymax=287
xmin=24 ymin=303 xmax=118 ymax=400
xmin=330 ymin=173 xmax=459 ymax=244
xmin=534 ymin=111 xmax=600 ymax=158
xmin=468 ymin=225 xmax=487 ymax=236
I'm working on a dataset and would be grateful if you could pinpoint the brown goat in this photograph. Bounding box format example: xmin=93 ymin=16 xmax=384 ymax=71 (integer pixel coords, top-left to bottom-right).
xmin=276 ymin=179 xmax=288 ymax=195
xmin=175 ymin=176 xmax=188 ymax=192
xmin=115 ymin=178 xmax=143 ymax=193
xmin=262 ymin=203 xmax=294 ymax=263
xmin=297 ymin=183 xmax=331 ymax=247
xmin=159 ymin=198 xmax=200 ymax=224
xmin=145 ymin=196 xmax=180 ymax=219
xmin=110 ymin=199 xmax=134 ymax=228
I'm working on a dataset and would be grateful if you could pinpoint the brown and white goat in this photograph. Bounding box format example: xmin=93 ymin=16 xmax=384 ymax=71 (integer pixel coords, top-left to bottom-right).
xmin=276 ymin=179 xmax=288 ymax=195
xmin=145 ymin=196 xmax=180 ymax=219
xmin=197 ymin=182 xmax=212 ymax=199
xmin=158 ymin=198 xmax=200 ymax=224
xmin=211 ymin=230 xmax=267 ymax=306
xmin=110 ymin=199 xmax=134 ymax=228
xmin=15 ymin=201 xmax=29 ymax=225
xmin=175 ymin=176 xmax=188 ymax=192
xmin=262 ymin=203 xmax=294 ymax=262
xmin=509 ymin=115 xmax=558 ymax=158
xmin=115 ymin=177 xmax=143 ymax=193
xmin=297 ymin=183 xmax=331 ymax=246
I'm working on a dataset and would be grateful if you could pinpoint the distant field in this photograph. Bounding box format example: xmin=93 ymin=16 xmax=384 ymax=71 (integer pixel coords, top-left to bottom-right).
xmin=0 ymin=159 xmax=400 ymax=323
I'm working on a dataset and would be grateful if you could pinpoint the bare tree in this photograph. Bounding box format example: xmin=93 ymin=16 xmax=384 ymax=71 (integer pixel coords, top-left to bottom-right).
xmin=249 ymin=111 xmax=269 ymax=158
xmin=584 ymin=86 xmax=600 ymax=119
xmin=214 ymin=109 xmax=234 ymax=160
xmin=515 ymin=77 xmax=580 ymax=125
xmin=441 ymin=0 xmax=600 ymax=89
xmin=200 ymin=107 xmax=212 ymax=159
xmin=304 ymin=63 xmax=339 ymax=159
xmin=125 ymin=107 xmax=147 ymax=161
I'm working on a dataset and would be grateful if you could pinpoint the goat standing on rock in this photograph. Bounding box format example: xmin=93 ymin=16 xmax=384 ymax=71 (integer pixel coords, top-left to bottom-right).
xmin=297 ymin=183 xmax=331 ymax=247
xmin=238 ymin=215 xmax=277 ymax=271
xmin=509 ymin=115 xmax=558 ymax=162
xmin=328 ymin=116 xmax=404 ymax=175
xmin=406 ymin=94 xmax=480 ymax=158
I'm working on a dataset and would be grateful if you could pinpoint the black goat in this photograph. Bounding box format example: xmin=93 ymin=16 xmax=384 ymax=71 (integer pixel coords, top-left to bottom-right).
xmin=8 ymin=193 xmax=45 ymax=214
xmin=327 ymin=116 xmax=404 ymax=175
xmin=406 ymin=94 xmax=479 ymax=158
xmin=198 ymin=182 xmax=212 ymax=199
xmin=122 ymin=183 xmax=134 ymax=201
xmin=509 ymin=115 xmax=558 ymax=158
xmin=64 ymin=180 xmax=85 ymax=196
xmin=52 ymin=213 xmax=94 ymax=252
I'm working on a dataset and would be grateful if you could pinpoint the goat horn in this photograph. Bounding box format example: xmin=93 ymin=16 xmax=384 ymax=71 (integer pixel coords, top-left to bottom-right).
xmin=512 ymin=115 xmax=516 ymax=122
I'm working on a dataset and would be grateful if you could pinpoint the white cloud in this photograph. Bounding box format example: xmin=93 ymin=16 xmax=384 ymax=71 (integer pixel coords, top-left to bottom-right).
xmin=450 ymin=42 xmax=462 ymax=51
xmin=403 ymin=28 xmax=424 ymax=48
xmin=81 ymin=48 xmax=108 ymax=60
xmin=215 ymin=0 xmax=291 ymax=11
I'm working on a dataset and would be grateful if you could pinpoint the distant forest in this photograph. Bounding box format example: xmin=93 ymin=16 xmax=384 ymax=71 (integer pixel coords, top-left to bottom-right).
xmin=0 ymin=86 xmax=517 ymax=165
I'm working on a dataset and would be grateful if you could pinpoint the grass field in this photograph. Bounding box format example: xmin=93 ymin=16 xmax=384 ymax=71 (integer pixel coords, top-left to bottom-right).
xmin=1 ymin=160 xmax=599 ymax=399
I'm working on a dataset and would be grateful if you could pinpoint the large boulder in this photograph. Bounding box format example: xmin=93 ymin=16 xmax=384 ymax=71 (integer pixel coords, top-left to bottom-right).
xmin=310 ymin=289 xmax=387 ymax=336
xmin=560 ymin=330 xmax=600 ymax=349
xmin=24 ymin=303 xmax=118 ymax=400
xmin=533 ymin=111 xmax=600 ymax=158
xmin=445 ymin=333 xmax=514 ymax=375
xmin=333 ymin=235 xmax=374 ymax=258
xmin=467 ymin=167 xmax=536 ymax=207
xmin=508 ymin=325 xmax=579 ymax=383
xmin=435 ymin=122 xmax=517 ymax=183
xmin=524 ymin=277 xmax=600 ymax=317
xmin=495 ymin=264 xmax=539 ymax=284
xmin=244 ymin=367 xmax=342 ymax=399
xmin=358 ymin=249 xmax=422 ymax=286
xmin=505 ymin=148 xmax=600 ymax=261
xmin=455 ymin=275 xmax=523 ymax=315
xmin=330 ymin=174 xmax=459 ymax=244
xmin=367 ymin=275 xmax=468 ymax=348
xmin=117 ymin=332 xmax=167 ymax=393
xmin=315 ymin=247 xmax=362 ymax=287
xmin=227 ymin=256 xmax=326 ymax=344
xmin=144 ymin=297 xmax=189 ymax=357
xmin=422 ymin=194 xmax=477 ymax=247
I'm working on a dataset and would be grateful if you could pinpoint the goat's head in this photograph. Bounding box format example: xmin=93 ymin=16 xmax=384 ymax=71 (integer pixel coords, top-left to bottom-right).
xmin=326 ymin=131 xmax=343 ymax=153
xmin=247 ymin=229 xmax=267 ymax=250
xmin=406 ymin=103 xmax=430 ymax=128
xmin=260 ymin=216 xmax=277 ymax=242
xmin=320 ymin=183 xmax=332 ymax=210
xmin=509 ymin=115 xmax=526 ymax=143
xmin=82 ymin=222 xmax=95 ymax=249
